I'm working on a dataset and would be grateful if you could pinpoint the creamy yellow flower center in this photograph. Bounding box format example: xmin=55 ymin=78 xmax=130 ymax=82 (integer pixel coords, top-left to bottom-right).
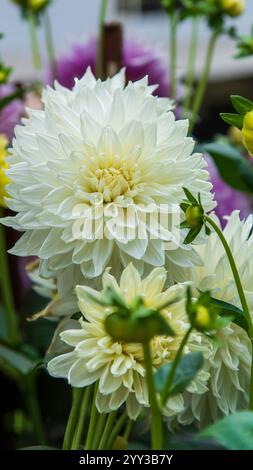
xmin=84 ymin=158 xmax=142 ymax=203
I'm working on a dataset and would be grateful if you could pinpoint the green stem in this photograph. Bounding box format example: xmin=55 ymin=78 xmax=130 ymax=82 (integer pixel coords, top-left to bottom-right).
xmin=123 ymin=418 xmax=134 ymax=441
xmin=107 ymin=410 xmax=128 ymax=450
xmin=143 ymin=342 xmax=163 ymax=450
xmin=85 ymin=382 xmax=99 ymax=450
xmin=98 ymin=411 xmax=117 ymax=450
xmin=71 ymin=386 xmax=92 ymax=450
xmin=183 ymin=16 xmax=200 ymax=113
xmin=96 ymin=0 xmax=109 ymax=79
xmin=169 ymin=10 xmax=179 ymax=100
xmin=161 ymin=327 xmax=193 ymax=407
xmin=0 ymin=215 xmax=20 ymax=345
xmin=205 ymin=215 xmax=253 ymax=410
xmin=189 ymin=29 xmax=219 ymax=134
xmin=43 ymin=9 xmax=57 ymax=81
xmin=62 ymin=388 xmax=83 ymax=450
xmin=91 ymin=413 xmax=108 ymax=449
xmin=28 ymin=12 xmax=42 ymax=70
xmin=23 ymin=374 xmax=46 ymax=445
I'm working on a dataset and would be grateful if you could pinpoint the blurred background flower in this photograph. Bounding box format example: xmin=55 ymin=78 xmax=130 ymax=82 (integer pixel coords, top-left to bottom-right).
xmin=0 ymin=84 xmax=23 ymax=141
xmin=48 ymin=36 xmax=169 ymax=97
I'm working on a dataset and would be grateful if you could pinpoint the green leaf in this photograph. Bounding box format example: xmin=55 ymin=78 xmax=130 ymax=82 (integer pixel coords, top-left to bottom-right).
xmin=231 ymin=95 xmax=253 ymax=115
xmin=210 ymin=297 xmax=249 ymax=334
xmin=199 ymin=411 xmax=253 ymax=450
xmin=0 ymin=343 xmax=38 ymax=376
xmin=205 ymin=142 xmax=253 ymax=194
xmin=183 ymin=226 xmax=202 ymax=244
xmin=220 ymin=112 xmax=244 ymax=128
xmin=154 ymin=352 xmax=204 ymax=399
xmin=182 ymin=188 xmax=198 ymax=205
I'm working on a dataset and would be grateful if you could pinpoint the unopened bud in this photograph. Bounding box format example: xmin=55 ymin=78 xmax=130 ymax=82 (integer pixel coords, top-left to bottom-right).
xmin=185 ymin=205 xmax=204 ymax=230
xmin=105 ymin=312 xmax=164 ymax=343
xmin=220 ymin=0 xmax=245 ymax=17
xmin=195 ymin=305 xmax=212 ymax=330
xmin=242 ymin=110 xmax=253 ymax=156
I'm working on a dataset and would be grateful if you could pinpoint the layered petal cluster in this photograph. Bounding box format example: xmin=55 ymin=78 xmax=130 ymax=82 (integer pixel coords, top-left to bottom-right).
xmin=48 ymin=264 xmax=209 ymax=419
xmin=177 ymin=211 xmax=253 ymax=427
xmin=2 ymin=69 xmax=215 ymax=296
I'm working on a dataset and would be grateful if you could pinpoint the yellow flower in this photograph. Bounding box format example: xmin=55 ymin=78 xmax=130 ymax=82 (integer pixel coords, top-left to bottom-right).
xmin=220 ymin=0 xmax=245 ymax=17
xmin=0 ymin=135 xmax=10 ymax=207
xmin=242 ymin=110 xmax=253 ymax=156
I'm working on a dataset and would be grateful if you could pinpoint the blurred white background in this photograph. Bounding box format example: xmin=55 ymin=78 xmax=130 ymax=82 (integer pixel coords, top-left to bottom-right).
xmin=0 ymin=0 xmax=253 ymax=80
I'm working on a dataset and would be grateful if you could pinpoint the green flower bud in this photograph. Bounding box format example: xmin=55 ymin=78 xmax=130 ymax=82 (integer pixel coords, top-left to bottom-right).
xmin=185 ymin=205 xmax=204 ymax=230
xmin=194 ymin=305 xmax=212 ymax=330
xmin=220 ymin=0 xmax=245 ymax=17
xmin=105 ymin=312 xmax=165 ymax=343
xmin=11 ymin=0 xmax=48 ymax=12
xmin=242 ymin=110 xmax=253 ymax=156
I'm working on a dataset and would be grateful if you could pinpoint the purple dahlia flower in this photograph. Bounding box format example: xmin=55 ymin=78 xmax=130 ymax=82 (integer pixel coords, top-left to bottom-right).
xmin=206 ymin=155 xmax=252 ymax=225
xmin=0 ymin=84 xmax=23 ymax=141
xmin=51 ymin=36 xmax=169 ymax=97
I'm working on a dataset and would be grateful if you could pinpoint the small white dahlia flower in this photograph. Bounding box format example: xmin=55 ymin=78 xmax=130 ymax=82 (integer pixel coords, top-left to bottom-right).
xmin=177 ymin=211 xmax=253 ymax=428
xmin=47 ymin=264 xmax=209 ymax=420
xmin=2 ymin=68 xmax=215 ymax=294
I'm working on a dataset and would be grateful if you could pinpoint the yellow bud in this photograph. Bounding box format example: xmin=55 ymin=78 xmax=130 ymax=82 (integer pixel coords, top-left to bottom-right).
xmin=185 ymin=205 xmax=204 ymax=230
xmin=220 ymin=0 xmax=245 ymax=17
xmin=195 ymin=305 xmax=211 ymax=330
xmin=228 ymin=126 xmax=242 ymax=146
xmin=0 ymin=70 xmax=8 ymax=84
xmin=0 ymin=134 xmax=10 ymax=208
xmin=11 ymin=0 xmax=47 ymax=11
xmin=242 ymin=110 xmax=253 ymax=156
xmin=28 ymin=0 xmax=47 ymax=10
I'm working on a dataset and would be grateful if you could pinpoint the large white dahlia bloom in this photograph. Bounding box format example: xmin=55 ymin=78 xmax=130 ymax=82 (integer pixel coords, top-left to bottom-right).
xmin=2 ymin=69 xmax=214 ymax=294
xmin=47 ymin=263 xmax=209 ymax=420
xmin=177 ymin=211 xmax=253 ymax=428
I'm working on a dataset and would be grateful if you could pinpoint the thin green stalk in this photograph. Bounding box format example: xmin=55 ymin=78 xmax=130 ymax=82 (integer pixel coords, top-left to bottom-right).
xmin=28 ymin=12 xmax=42 ymax=70
xmin=71 ymin=386 xmax=92 ymax=450
xmin=98 ymin=411 xmax=117 ymax=450
xmin=91 ymin=413 xmax=108 ymax=449
xmin=0 ymin=214 xmax=20 ymax=345
xmin=107 ymin=410 xmax=128 ymax=450
xmin=96 ymin=0 xmax=109 ymax=79
xmin=169 ymin=10 xmax=179 ymax=100
xmin=23 ymin=374 xmax=46 ymax=445
xmin=85 ymin=382 xmax=99 ymax=450
xmin=183 ymin=16 xmax=200 ymax=113
xmin=205 ymin=215 xmax=253 ymax=410
xmin=123 ymin=418 xmax=134 ymax=441
xmin=189 ymin=29 xmax=219 ymax=134
xmin=43 ymin=9 xmax=57 ymax=81
xmin=143 ymin=342 xmax=163 ymax=450
xmin=63 ymin=388 xmax=83 ymax=450
xmin=161 ymin=327 xmax=193 ymax=407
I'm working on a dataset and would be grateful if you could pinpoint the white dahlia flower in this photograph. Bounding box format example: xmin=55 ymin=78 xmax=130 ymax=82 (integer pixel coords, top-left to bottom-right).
xmin=47 ymin=263 xmax=209 ymax=420
xmin=177 ymin=211 xmax=253 ymax=428
xmin=2 ymin=68 xmax=214 ymax=295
